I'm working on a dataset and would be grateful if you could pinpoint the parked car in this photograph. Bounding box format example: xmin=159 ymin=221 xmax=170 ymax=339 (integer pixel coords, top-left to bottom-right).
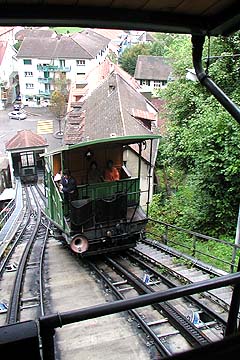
xmin=13 ymin=102 xmax=23 ymax=111
xmin=8 ymin=111 xmax=27 ymax=120
xmin=13 ymin=103 xmax=20 ymax=110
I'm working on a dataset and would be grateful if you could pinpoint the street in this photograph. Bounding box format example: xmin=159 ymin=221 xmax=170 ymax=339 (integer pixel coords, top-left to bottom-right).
xmin=0 ymin=106 xmax=63 ymax=155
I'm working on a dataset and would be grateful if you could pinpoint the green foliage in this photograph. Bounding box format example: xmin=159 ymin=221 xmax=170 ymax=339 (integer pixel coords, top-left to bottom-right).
xmin=13 ymin=41 xmax=21 ymax=51
xmin=119 ymin=43 xmax=151 ymax=75
xmin=119 ymin=34 xmax=192 ymax=76
xmin=107 ymin=51 xmax=117 ymax=64
xmin=50 ymin=90 xmax=66 ymax=119
xmin=51 ymin=27 xmax=82 ymax=34
xmin=151 ymin=31 xmax=240 ymax=241
xmin=52 ymin=71 xmax=70 ymax=97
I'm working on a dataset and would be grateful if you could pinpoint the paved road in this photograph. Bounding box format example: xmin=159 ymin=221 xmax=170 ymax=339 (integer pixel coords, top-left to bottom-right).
xmin=0 ymin=106 xmax=64 ymax=155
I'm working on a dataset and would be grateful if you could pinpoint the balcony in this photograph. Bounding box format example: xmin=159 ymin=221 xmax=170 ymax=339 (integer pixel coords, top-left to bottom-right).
xmin=38 ymin=78 xmax=53 ymax=84
xmin=37 ymin=64 xmax=71 ymax=72
xmin=39 ymin=90 xmax=52 ymax=97
xmin=58 ymin=66 xmax=71 ymax=72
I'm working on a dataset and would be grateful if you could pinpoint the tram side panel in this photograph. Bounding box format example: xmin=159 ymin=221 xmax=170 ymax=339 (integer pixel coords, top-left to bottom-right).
xmin=69 ymin=178 xmax=147 ymax=256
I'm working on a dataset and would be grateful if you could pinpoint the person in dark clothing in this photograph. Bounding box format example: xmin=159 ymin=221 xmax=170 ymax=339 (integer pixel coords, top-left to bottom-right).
xmin=61 ymin=169 xmax=78 ymax=200
xmin=61 ymin=169 xmax=78 ymax=217
xmin=87 ymin=161 xmax=103 ymax=184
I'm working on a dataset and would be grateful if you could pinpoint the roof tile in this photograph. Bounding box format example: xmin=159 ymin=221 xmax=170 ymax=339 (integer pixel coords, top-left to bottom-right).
xmin=134 ymin=55 xmax=172 ymax=80
xmin=5 ymin=130 xmax=48 ymax=150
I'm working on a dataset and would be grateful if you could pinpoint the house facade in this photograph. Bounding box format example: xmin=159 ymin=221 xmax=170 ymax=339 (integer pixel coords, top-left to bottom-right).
xmin=67 ymin=58 xmax=140 ymax=111
xmin=0 ymin=27 xmax=19 ymax=109
xmin=16 ymin=30 xmax=110 ymax=107
xmin=64 ymin=71 xmax=160 ymax=206
xmin=5 ymin=129 xmax=48 ymax=187
xmin=134 ymin=55 xmax=173 ymax=94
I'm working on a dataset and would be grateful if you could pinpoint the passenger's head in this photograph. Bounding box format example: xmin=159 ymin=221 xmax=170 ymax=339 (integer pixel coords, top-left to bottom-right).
xmin=107 ymin=160 xmax=113 ymax=169
xmin=90 ymin=161 xmax=97 ymax=170
xmin=63 ymin=169 xmax=71 ymax=178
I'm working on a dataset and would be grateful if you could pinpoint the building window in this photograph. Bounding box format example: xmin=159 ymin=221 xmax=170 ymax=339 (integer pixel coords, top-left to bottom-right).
xmin=76 ymin=60 xmax=85 ymax=66
xmin=24 ymin=71 xmax=33 ymax=77
xmin=21 ymin=152 xmax=34 ymax=167
xmin=23 ymin=59 xmax=32 ymax=65
xmin=140 ymin=79 xmax=150 ymax=86
xmin=26 ymin=83 xmax=34 ymax=89
xmin=59 ymin=59 xmax=65 ymax=67
xmin=153 ymin=80 xmax=161 ymax=88
xmin=45 ymin=84 xmax=51 ymax=92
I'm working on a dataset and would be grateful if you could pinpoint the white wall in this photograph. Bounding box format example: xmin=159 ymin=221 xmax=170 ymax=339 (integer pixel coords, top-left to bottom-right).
xmin=18 ymin=56 xmax=106 ymax=105
xmin=0 ymin=41 xmax=17 ymax=109
xmin=123 ymin=147 xmax=155 ymax=210
xmin=137 ymin=79 xmax=168 ymax=93
xmin=0 ymin=43 xmax=17 ymax=85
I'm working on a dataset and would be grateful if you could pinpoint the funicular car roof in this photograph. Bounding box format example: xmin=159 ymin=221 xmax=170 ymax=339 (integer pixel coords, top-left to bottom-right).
xmin=0 ymin=0 xmax=239 ymax=36
xmin=43 ymin=134 xmax=161 ymax=157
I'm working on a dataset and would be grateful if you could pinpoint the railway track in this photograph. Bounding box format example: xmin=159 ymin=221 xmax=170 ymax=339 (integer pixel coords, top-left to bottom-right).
xmin=0 ymin=185 xmax=50 ymax=324
xmin=87 ymin=252 xmax=228 ymax=357
xmin=0 ymin=184 xmax=238 ymax=358
xmin=134 ymin=240 xmax=234 ymax=312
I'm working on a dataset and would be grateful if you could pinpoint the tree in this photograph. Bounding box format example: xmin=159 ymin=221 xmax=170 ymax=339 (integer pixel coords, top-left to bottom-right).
xmin=13 ymin=41 xmax=22 ymax=51
xmin=151 ymin=32 xmax=240 ymax=237
xmin=52 ymin=71 xmax=71 ymax=100
xmin=119 ymin=43 xmax=151 ymax=75
xmin=50 ymin=90 xmax=66 ymax=135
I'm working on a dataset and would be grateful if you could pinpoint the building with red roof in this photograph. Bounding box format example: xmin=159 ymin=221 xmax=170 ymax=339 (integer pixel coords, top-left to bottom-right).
xmin=5 ymin=130 xmax=48 ymax=186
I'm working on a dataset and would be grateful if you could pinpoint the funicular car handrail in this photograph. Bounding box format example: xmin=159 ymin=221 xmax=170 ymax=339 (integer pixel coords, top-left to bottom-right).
xmin=39 ymin=268 xmax=240 ymax=360
xmin=48 ymin=175 xmax=65 ymax=231
xmin=77 ymin=177 xmax=141 ymax=205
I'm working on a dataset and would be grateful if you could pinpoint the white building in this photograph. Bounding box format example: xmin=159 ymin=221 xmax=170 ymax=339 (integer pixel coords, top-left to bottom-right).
xmin=16 ymin=30 xmax=110 ymax=106
xmin=134 ymin=55 xmax=173 ymax=95
xmin=0 ymin=27 xmax=19 ymax=109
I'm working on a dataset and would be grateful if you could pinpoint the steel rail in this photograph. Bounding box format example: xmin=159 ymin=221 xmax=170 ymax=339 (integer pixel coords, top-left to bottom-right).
xmin=6 ymin=187 xmax=42 ymax=324
xmin=34 ymin=184 xmax=47 ymax=206
xmin=127 ymin=251 xmax=227 ymax=327
xmin=134 ymin=241 xmax=234 ymax=312
xmin=105 ymin=256 xmax=211 ymax=347
xmin=142 ymin=238 xmax=227 ymax=277
xmin=0 ymin=200 xmax=31 ymax=278
xmin=88 ymin=260 xmax=172 ymax=357
xmin=39 ymin=270 xmax=240 ymax=360
xmin=31 ymin=185 xmax=50 ymax=316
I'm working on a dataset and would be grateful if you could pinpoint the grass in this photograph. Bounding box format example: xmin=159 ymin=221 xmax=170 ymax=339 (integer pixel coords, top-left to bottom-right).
xmin=51 ymin=27 xmax=82 ymax=34
xmin=146 ymin=224 xmax=239 ymax=273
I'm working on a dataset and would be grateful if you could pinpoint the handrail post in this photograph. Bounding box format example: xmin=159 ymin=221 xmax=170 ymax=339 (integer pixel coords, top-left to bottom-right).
xmin=163 ymin=224 xmax=168 ymax=245
xmin=192 ymin=236 xmax=196 ymax=257
xmin=231 ymin=245 xmax=237 ymax=273
xmin=40 ymin=321 xmax=56 ymax=360
xmin=225 ymin=257 xmax=240 ymax=336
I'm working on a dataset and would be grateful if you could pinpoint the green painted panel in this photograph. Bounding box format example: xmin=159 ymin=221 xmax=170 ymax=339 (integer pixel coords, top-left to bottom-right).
xmin=77 ymin=178 xmax=140 ymax=205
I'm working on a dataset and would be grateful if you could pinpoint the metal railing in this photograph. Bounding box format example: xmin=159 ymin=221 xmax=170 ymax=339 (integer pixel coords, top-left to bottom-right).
xmin=0 ymin=198 xmax=16 ymax=230
xmin=38 ymin=77 xmax=53 ymax=83
xmin=147 ymin=218 xmax=240 ymax=273
xmin=39 ymin=269 xmax=240 ymax=359
xmin=37 ymin=64 xmax=71 ymax=72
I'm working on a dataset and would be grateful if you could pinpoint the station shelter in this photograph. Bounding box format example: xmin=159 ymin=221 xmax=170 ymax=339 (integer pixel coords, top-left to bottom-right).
xmin=5 ymin=130 xmax=48 ymax=186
